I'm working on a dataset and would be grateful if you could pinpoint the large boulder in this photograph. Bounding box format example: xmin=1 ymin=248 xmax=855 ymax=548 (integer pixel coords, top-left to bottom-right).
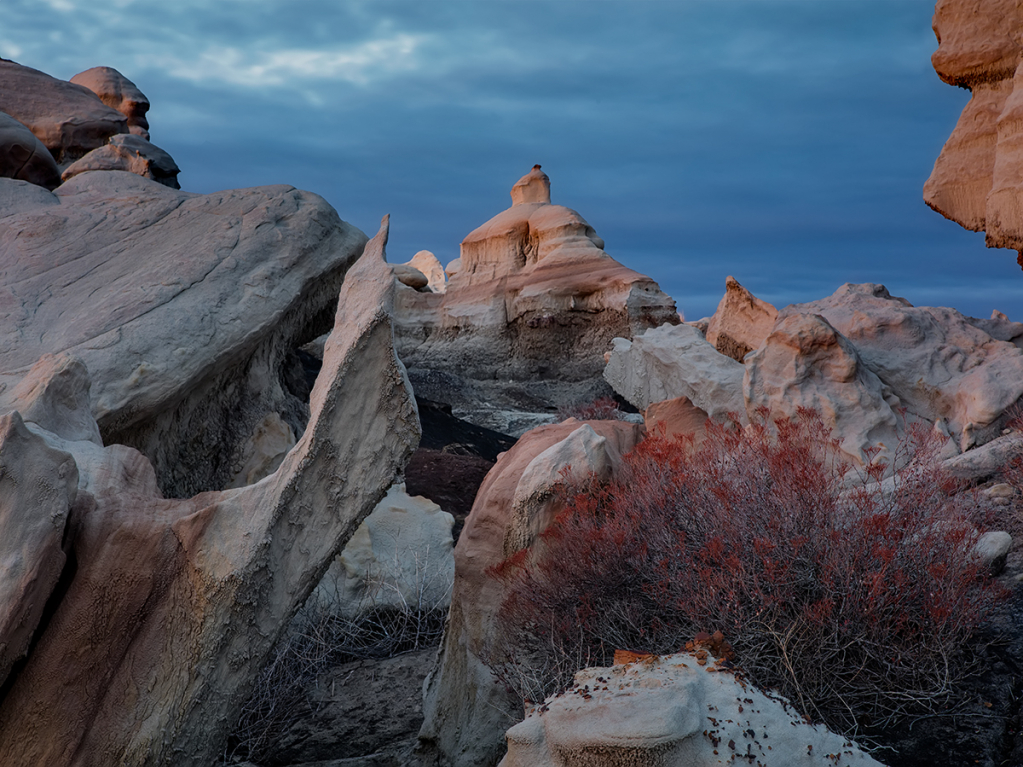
xmin=705 ymin=275 xmax=778 ymax=361
xmin=0 ymin=59 xmax=127 ymax=165
xmin=500 ymin=654 xmax=882 ymax=767
xmin=0 ymin=110 xmax=61 ymax=189
xmin=418 ymin=419 xmax=644 ymax=767
xmin=395 ymin=167 xmax=678 ymax=430
xmin=603 ymin=323 xmax=746 ymax=422
xmin=924 ymin=0 xmax=1023 ymax=256
xmin=70 ymin=66 xmax=151 ymax=139
xmin=62 ymin=134 xmax=181 ymax=188
xmin=0 ymin=171 xmax=368 ymax=497
xmin=0 ymin=218 xmax=421 ymax=766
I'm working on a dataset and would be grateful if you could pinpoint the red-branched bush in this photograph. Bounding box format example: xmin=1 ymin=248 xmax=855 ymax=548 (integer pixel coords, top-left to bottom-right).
xmin=484 ymin=409 xmax=1003 ymax=737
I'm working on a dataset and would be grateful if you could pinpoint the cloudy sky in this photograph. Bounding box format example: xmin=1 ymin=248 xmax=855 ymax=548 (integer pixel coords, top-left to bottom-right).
xmin=3 ymin=0 xmax=1018 ymax=320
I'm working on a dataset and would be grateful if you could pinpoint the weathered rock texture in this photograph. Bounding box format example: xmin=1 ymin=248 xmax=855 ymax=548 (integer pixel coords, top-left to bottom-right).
xmin=62 ymin=134 xmax=181 ymax=188
xmin=418 ymin=419 xmax=644 ymax=767
xmin=395 ymin=167 xmax=678 ymax=430
xmin=500 ymin=654 xmax=882 ymax=767
xmin=0 ymin=171 xmax=368 ymax=497
xmin=309 ymin=482 xmax=455 ymax=619
xmin=70 ymin=66 xmax=151 ymax=139
xmin=408 ymin=250 xmax=447 ymax=292
xmin=705 ymin=275 xmax=778 ymax=361
xmin=924 ymin=0 xmax=1023 ymax=257
xmin=0 ymin=58 xmax=128 ymax=165
xmin=0 ymin=218 xmax=421 ymax=766
xmin=0 ymin=110 xmax=61 ymax=189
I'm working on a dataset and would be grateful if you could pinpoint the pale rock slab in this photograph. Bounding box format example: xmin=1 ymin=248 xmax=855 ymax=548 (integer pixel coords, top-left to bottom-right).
xmin=310 ymin=483 xmax=455 ymax=619
xmin=70 ymin=66 xmax=151 ymax=139
xmin=0 ymin=171 xmax=367 ymax=497
xmin=500 ymin=654 xmax=882 ymax=767
xmin=744 ymin=312 xmax=902 ymax=464
xmin=603 ymin=323 xmax=746 ymax=423
xmin=7 ymin=353 xmax=102 ymax=444
xmin=0 ymin=411 xmax=78 ymax=690
xmin=418 ymin=419 xmax=644 ymax=767
xmin=0 ymin=110 xmax=61 ymax=190
xmin=225 ymin=412 xmax=295 ymax=489
xmin=0 ymin=218 xmax=421 ymax=766
xmin=0 ymin=59 xmax=128 ymax=165
xmin=786 ymin=283 xmax=1023 ymax=449
xmin=974 ymin=530 xmax=1012 ymax=575
xmin=408 ymin=250 xmax=447 ymax=292
xmin=705 ymin=275 xmax=778 ymax=361
xmin=62 ymin=134 xmax=181 ymax=188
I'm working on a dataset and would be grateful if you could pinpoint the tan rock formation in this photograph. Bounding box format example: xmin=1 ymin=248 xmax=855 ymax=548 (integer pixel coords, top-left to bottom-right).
xmin=62 ymin=134 xmax=181 ymax=188
xmin=0 ymin=59 xmax=127 ymax=165
xmin=500 ymin=654 xmax=882 ymax=767
xmin=0 ymin=171 xmax=367 ymax=496
xmin=643 ymin=395 xmax=709 ymax=445
xmin=70 ymin=66 xmax=151 ymax=139
xmin=925 ymin=0 xmax=1023 ymax=256
xmin=0 ymin=111 xmax=60 ymax=189
xmin=393 ymin=262 xmax=430 ymax=290
xmin=705 ymin=275 xmax=778 ymax=361
xmin=408 ymin=250 xmax=447 ymax=292
xmin=418 ymin=419 xmax=644 ymax=767
xmin=0 ymin=218 xmax=421 ymax=766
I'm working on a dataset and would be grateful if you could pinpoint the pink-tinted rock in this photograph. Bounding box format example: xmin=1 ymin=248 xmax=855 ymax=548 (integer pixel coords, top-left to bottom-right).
xmin=70 ymin=66 xmax=151 ymax=139
xmin=61 ymin=133 xmax=180 ymax=188
xmin=0 ymin=111 xmax=60 ymax=190
xmin=0 ymin=59 xmax=127 ymax=165
xmin=643 ymin=395 xmax=709 ymax=446
xmin=419 ymin=419 xmax=644 ymax=767
xmin=704 ymin=275 xmax=778 ymax=361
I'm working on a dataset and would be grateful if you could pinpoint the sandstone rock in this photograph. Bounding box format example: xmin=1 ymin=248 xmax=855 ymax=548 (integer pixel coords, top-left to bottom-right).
xmin=974 ymin=530 xmax=1012 ymax=575
xmin=62 ymin=134 xmax=181 ymax=188
xmin=393 ymin=263 xmax=430 ymax=290
xmin=603 ymin=323 xmax=746 ymax=422
xmin=643 ymin=395 xmax=709 ymax=445
xmin=925 ymin=0 xmax=1023 ymax=255
xmin=966 ymin=309 xmax=1023 ymax=349
xmin=0 ymin=111 xmax=60 ymax=189
xmin=0 ymin=59 xmax=127 ymax=165
xmin=0 ymin=171 xmax=368 ymax=497
xmin=418 ymin=419 xmax=644 ymax=767
xmin=309 ymin=483 xmax=455 ymax=619
xmin=705 ymin=275 xmax=778 ymax=361
xmin=744 ymin=312 xmax=902 ymax=464
xmin=70 ymin=66 xmax=151 ymax=139
xmin=225 ymin=411 xmax=295 ymax=488
xmin=943 ymin=433 xmax=1023 ymax=480
xmin=6 ymin=353 xmax=102 ymax=444
xmin=408 ymin=250 xmax=446 ymax=292
xmin=394 ymin=168 xmax=678 ymax=426
xmin=444 ymin=257 xmax=461 ymax=279
xmin=785 ymin=283 xmax=1023 ymax=449
xmin=0 ymin=217 xmax=421 ymax=766
xmin=500 ymin=653 xmax=882 ymax=767
xmin=0 ymin=411 xmax=78 ymax=689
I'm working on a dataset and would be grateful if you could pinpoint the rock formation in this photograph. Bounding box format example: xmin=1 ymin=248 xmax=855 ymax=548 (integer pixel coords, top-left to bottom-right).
xmin=0 ymin=218 xmax=421 ymax=766
xmin=705 ymin=275 xmax=778 ymax=361
xmin=70 ymin=66 xmax=151 ymax=139
xmin=500 ymin=654 xmax=883 ymax=767
xmin=395 ymin=166 xmax=678 ymax=433
xmin=418 ymin=419 xmax=644 ymax=767
xmin=924 ymin=0 xmax=1023 ymax=258
xmin=0 ymin=110 xmax=61 ymax=189
xmin=407 ymin=250 xmax=447 ymax=292
xmin=0 ymin=171 xmax=368 ymax=497
xmin=62 ymin=133 xmax=181 ymax=188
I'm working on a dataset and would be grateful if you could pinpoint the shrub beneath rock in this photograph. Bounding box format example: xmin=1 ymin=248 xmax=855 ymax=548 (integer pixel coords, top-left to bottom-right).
xmin=484 ymin=409 xmax=1004 ymax=739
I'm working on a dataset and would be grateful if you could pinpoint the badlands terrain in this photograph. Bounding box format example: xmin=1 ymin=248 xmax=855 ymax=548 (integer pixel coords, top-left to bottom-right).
xmin=4 ymin=2 xmax=1023 ymax=765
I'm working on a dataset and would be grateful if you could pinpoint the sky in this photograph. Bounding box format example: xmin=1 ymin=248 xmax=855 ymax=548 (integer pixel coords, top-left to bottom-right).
xmin=3 ymin=0 xmax=1020 ymax=321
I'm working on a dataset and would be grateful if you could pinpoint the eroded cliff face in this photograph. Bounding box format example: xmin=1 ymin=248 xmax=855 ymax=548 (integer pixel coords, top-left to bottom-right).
xmin=925 ymin=0 xmax=1023 ymax=260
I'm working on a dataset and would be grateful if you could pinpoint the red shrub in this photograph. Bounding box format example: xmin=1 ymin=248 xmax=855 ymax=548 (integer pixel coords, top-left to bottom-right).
xmin=484 ymin=409 xmax=1003 ymax=736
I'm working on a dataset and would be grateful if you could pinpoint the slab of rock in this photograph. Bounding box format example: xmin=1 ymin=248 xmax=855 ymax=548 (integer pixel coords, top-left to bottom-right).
xmin=643 ymin=395 xmax=709 ymax=445
xmin=393 ymin=263 xmax=429 ymax=291
xmin=500 ymin=654 xmax=882 ymax=767
xmin=603 ymin=323 xmax=746 ymax=423
xmin=744 ymin=312 xmax=902 ymax=464
xmin=0 ymin=110 xmax=61 ymax=189
xmin=0 ymin=218 xmax=421 ymax=766
xmin=418 ymin=419 xmax=644 ymax=767
xmin=0 ymin=171 xmax=368 ymax=497
xmin=62 ymin=134 xmax=181 ymax=188
xmin=925 ymin=0 xmax=1023 ymax=255
xmin=309 ymin=483 xmax=455 ymax=619
xmin=70 ymin=66 xmax=151 ymax=139
xmin=705 ymin=275 xmax=778 ymax=361
xmin=785 ymin=283 xmax=1023 ymax=449
xmin=407 ymin=250 xmax=446 ymax=292
xmin=0 ymin=58 xmax=127 ymax=165
xmin=0 ymin=411 xmax=78 ymax=690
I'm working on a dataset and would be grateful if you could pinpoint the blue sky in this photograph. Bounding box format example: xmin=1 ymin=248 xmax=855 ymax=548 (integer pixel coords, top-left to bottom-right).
xmin=4 ymin=0 xmax=1019 ymax=320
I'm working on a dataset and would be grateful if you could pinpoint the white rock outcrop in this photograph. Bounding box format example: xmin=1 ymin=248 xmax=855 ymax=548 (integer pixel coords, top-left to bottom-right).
xmin=500 ymin=654 xmax=883 ymax=767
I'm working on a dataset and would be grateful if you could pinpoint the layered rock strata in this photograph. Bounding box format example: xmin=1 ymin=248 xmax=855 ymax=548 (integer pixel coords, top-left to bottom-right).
xmin=0 ymin=218 xmax=420 ymax=766
xmin=418 ymin=419 xmax=644 ymax=767
xmin=705 ymin=275 xmax=778 ymax=361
